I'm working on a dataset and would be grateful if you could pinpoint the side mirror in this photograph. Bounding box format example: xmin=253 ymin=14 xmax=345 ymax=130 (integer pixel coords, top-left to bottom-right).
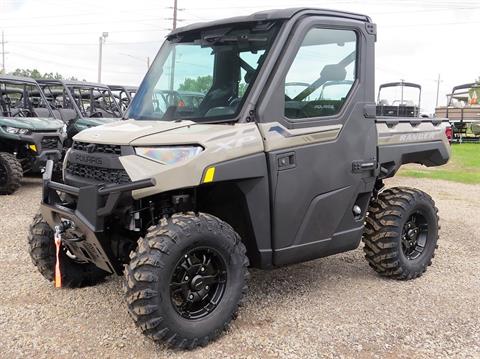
xmin=320 ymin=64 xmax=347 ymax=82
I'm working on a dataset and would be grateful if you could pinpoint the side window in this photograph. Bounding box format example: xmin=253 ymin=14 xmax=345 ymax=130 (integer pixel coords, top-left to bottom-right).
xmin=284 ymin=28 xmax=357 ymax=120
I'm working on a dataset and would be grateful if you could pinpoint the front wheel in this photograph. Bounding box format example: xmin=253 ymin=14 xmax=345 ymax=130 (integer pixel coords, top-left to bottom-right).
xmin=27 ymin=213 xmax=109 ymax=287
xmin=124 ymin=213 xmax=249 ymax=349
xmin=363 ymin=187 xmax=439 ymax=280
xmin=0 ymin=152 xmax=22 ymax=195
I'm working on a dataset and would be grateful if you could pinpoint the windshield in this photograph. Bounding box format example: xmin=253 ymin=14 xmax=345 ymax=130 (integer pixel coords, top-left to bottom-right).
xmin=0 ymin=80 xmax=54 ymax=118
xmin=127 ymin=21 xmax=280 ymax=122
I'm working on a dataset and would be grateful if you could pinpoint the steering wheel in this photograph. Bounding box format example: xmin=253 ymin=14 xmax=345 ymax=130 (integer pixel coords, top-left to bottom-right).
xmin=89 ymin=111 xmax=103 ymax=118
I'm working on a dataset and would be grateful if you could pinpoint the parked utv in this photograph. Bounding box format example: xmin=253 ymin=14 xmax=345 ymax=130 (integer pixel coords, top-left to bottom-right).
xmin=38 ymin=80 xmax=122 ymax=146
xmin=108 ymin=85 xmax=137 ymax=112
xmin=29 ymin=8 xmax=451 ymax=349
xmin=0 ymin=75 xmax=64 ymax=194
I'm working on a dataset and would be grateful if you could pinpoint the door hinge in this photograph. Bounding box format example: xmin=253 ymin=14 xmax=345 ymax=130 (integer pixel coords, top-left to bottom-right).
xmin=352 ymin=160 xmax=377 ymax=173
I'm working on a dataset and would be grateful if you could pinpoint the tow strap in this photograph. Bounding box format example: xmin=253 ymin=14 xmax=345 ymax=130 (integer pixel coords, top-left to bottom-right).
xmin=54 ymin=226 xmax=63 ymax=288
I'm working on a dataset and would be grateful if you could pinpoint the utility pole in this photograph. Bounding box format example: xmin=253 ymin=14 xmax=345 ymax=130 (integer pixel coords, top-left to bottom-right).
xmin=168 ymin=0 xmax=178 ymax=97
xmin=1 ymin=31 xmax=8 ymax=74
xmin=97 ymin=32 xmax=109 ymax=83
xmin=172 ymin=0 xmax=178 ymax=30
xmin=435 ymin=74 xmax=442 ymax=107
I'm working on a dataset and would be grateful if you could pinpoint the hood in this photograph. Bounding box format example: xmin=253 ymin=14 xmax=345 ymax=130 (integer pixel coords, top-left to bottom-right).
xmin=76 ymin=117 xmax=120 ymax=127
xmin=73 ymin=119 xmax=196 ymax=145
xmin=0 ymin=116 xmax=64 ymax=130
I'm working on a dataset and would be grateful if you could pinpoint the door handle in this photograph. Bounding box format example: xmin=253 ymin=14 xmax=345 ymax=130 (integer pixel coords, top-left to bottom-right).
xmin=277 ymin=152 xmax=296 ymax=170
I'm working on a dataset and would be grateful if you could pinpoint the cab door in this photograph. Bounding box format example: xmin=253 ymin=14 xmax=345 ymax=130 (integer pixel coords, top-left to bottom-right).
xmin=256 ymin=17 xmax=378 ymax=266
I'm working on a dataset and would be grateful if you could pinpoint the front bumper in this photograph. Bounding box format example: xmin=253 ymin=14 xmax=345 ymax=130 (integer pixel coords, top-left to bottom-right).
xmin=18 ymin=132 xmax=63 ymax=172
xmin=40 ymin=160 xmax=156 ymax=274
xmin=30 ymin=149 xmax=62 ymax=172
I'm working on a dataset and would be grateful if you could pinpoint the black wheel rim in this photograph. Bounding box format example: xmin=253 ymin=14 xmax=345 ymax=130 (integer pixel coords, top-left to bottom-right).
xmin=401 ymin=211 xmax=429 ymax=260
xmin=0 ymin=162 xmax=7 ymax=186
xmin=170 ymin=247 xmax=227 ymax=320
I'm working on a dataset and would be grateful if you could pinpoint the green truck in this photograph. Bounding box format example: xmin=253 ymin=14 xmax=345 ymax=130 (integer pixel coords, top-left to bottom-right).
xmin=0 ymin=75 xmax=64 ymax=194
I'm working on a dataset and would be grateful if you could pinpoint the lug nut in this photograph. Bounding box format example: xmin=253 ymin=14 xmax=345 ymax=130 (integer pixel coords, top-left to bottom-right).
xmin=184 ymin=276 xmax=189 ymax=281
xmin=189 ymin=294 xmax=194 ymax=300
xmin=205 ymin=286 xmax=209 ymax=290
xmin=200 ymin=267 xmax=205 ymax=272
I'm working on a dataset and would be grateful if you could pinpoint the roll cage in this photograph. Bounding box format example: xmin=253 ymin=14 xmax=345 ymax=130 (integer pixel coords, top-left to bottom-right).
xmin=38 ymin=80 xmax=122 ymax=119
xmin=0 ymin=75 xmax=55 ymax=118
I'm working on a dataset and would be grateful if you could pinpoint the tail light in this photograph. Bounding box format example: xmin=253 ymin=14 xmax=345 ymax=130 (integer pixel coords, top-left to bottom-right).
xmin=445 ymin=126 xmax=453 ymax=144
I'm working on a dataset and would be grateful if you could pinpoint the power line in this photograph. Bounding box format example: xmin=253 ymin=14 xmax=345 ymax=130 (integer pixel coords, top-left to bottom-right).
xmin=10 ymin=39 xmax=165 ymax=46
xmin=10 ymin=51 xmax=143 ymax=75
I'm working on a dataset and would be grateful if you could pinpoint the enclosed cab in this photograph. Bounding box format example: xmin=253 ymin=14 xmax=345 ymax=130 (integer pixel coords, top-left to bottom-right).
xmin=30 ymin=8 xmax=450 ymax=349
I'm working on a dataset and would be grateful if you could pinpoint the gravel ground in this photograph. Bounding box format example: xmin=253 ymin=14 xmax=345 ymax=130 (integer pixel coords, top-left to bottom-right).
xmin=0 ymin=176 xmax=479 ymax=358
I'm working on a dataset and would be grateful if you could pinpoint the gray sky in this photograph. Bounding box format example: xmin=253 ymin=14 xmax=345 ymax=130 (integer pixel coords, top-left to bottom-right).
xmin=1 ymin=0 xmax=479 ymax=113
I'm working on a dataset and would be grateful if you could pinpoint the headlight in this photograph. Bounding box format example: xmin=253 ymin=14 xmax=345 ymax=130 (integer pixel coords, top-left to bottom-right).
xmin=135 ymin=146 xmax=203 ymax=165
xmin=4 ymin=126 xmax=30 ymax=135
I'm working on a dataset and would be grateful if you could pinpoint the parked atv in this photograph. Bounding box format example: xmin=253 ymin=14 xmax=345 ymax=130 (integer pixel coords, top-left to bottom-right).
xmin=0 ymin=75 xmax=64 ymax=194
xmin=38 ymin=80 xmax=123 ymax=147
xmin=29 ymin=8 xmax=451 ymax=349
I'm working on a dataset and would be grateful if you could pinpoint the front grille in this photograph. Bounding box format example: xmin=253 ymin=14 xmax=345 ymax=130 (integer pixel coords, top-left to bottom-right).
xmin=72 ymin=141 xmax=122 ymax=155
xmin=65 ymin=162 xmax=131 ymax=184
xmin=41 ymin=137 xmax=59 ymax=149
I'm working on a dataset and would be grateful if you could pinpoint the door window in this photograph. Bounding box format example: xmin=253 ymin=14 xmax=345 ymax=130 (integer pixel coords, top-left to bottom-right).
xmin=284 ymin=28 xmax=357 ymax=120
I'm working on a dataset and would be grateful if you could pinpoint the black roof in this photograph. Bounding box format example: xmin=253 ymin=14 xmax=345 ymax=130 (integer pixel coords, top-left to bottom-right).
xmin=170 ymin=8 xmax=371 ymax=36
xmin=0 ymin=74 xmax=40 ymax=85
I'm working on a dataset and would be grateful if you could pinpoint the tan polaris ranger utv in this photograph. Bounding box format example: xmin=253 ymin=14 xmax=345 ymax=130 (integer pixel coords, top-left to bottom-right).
xmin=29 ymin=8 xmax=451 ymax=349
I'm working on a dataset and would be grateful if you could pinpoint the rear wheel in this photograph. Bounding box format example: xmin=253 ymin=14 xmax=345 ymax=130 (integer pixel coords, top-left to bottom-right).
xmin=124 ymin=212 xmax=249 ymax=349
xmin=0 ymin=152 xmax=22 ymax=195
xmin=27 ymin=213 xmax=109 ymax=287
xmin=363 ymin=187 xmax=439 ymax=280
